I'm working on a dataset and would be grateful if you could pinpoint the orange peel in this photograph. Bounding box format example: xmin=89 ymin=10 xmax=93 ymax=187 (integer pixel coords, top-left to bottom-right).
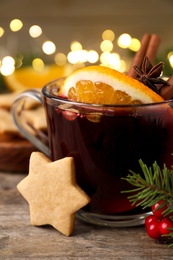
xmin=59 ymin=66 xmax=164 ymax=104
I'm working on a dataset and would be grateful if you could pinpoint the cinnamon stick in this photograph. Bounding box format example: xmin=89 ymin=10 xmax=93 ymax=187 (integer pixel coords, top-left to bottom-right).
xmin=145 ymin=34 xmax=161 ymax=64
xmin=128 ymin=33 xmax=151 ymax=77
xmin=159 ymin=76 xmax=173 ymax=100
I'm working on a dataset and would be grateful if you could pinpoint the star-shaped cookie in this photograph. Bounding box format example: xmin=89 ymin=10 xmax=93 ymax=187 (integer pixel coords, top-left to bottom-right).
xmin=17 ymin=152 xmax=90 ymax=236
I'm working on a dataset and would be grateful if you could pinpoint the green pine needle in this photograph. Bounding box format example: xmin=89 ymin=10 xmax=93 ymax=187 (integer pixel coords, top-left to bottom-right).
xmin=122 ymin=159 xmax=173 ymax=247
xmin=122 ymin=159 xmax=173 ymax=213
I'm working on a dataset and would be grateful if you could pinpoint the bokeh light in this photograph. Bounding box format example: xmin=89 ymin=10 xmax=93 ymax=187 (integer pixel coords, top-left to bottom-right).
xmin=42 ymin=41 xmax=56 ymax=55
xmin=128 ymin=38 xmax=141 ymax=52
xmin=102 ymin=29 xmax=115 ymax=41
xmin=100 ymin=40 xmax=113 ymax=52
xmin=77 ymin=50 xmax=88 ymax=63
xmin=67 ymin=50 xmax=87 ymax=64
xmin=32 ymin=58 xmax=45 ymax=72
xmin=67 ymin=51 xmax=79 ymax=64
xmin=54 ymin=52 xmax=67 ymax=66
xmin=0 ymin=27 xmax=4 ymax=37
xmin=100 ymin=52 xmax=119 ymax=68
xmin=29 ymin=25 xmax=42 ymax=38
xmin=117 ymin=33 xmax=132 ymax=48
xmin=15 ymin=56 xmax=23 ymax=69
xmin=1 ymin=56 xmax=15 ymax=76
xmin=70 ymin=41 xmax=82 ymax=51
xmin=87 ymin=50 xmax=99 ymax=63
xmin=168 ymin=51 xmax=173 ymax=68
xmin=10 ymin=19 xmax=23 ymax=32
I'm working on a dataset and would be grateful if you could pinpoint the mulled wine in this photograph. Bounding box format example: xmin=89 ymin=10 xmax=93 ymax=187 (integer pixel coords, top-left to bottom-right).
xmin=44 ymin=94 xmax=173 ymax=214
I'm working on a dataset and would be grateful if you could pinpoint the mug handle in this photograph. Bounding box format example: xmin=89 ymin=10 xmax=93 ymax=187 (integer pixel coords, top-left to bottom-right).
xmin=11 ymin=89 xmax=51 ymax=158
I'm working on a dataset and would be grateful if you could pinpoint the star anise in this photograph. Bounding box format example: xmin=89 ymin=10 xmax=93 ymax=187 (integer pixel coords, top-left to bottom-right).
xmin=133 ymin=56 xmax=168 ymax=94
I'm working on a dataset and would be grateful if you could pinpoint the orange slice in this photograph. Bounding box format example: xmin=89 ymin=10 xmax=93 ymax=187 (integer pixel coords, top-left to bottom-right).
xmin=3 ymin=64 xmax=68 ymax=92
xmin=59 ymin=65 xmax=164 ymax=104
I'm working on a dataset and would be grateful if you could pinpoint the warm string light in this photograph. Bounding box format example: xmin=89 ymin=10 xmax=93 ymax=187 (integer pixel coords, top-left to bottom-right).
xmin=168 ymin=51 xmax=173 ymax=68
xmin=0 ymin=21 xmax=172 ymax=76
xmin=29 ymin=25 xmax=42 ymax=38
xmin=0 ymin=27 xmax=4 ymax=37
xmin=9 ymin=19 xmax=23 ymax=32
xmin=0 ymin=56 xmax=15 ymax=76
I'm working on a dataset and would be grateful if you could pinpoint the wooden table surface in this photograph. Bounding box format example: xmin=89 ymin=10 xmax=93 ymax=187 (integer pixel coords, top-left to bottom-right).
xmin=0 ymin=172 xmax=173 ymax=260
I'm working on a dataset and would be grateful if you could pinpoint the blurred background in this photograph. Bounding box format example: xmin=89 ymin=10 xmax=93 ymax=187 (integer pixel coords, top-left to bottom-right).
xmin=0 ymin=0 xmax=173 ymax=91
xmin=0 ymin=0 xmax=173 ymax=172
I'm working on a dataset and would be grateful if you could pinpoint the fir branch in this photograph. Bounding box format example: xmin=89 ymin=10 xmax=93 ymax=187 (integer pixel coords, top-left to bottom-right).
xmin=122 ymin=159 xmax=173 ymax=247
xmin=121 ymin=159 xmax=173 ymax=215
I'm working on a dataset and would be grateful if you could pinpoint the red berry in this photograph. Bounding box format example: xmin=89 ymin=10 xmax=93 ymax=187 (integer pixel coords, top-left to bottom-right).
xmin=146 ymin=220 xmax=161 ymax=239
xmin=151 ymin=199 xmax=168 ymax=219
xmin=62 ymin=110 xmax=78 ymax=121
xmin=159 ymin=217 xmax=173 ymax=235
xmin=145 ymin=215 xmax=159 ymax=227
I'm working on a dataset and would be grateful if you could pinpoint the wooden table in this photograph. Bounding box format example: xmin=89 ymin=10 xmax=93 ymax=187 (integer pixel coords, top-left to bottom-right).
xmin=0 ymin=172 xmax=173 ymax=259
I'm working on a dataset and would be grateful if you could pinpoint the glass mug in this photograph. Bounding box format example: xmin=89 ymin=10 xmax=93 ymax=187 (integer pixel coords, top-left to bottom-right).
xmin=11 ymin=78 xmax=173 ymax=227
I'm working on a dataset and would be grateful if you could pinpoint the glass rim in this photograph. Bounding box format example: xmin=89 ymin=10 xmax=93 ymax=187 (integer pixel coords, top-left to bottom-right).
xmin=42 ymin=78 xmax=173 ymax=108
